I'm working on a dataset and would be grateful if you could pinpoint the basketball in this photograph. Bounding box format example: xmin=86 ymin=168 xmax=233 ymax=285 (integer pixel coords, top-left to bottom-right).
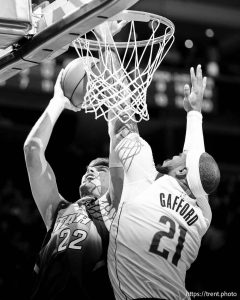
xmin=61 ymin=56 xmax=99 ymax=108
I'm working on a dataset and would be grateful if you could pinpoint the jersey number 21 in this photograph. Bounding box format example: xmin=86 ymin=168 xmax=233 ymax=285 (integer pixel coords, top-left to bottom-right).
xmin=149 ymin=215 xmax=187 ymax=267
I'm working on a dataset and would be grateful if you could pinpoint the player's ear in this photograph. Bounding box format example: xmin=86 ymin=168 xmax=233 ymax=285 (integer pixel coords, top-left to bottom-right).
xmin=175 ymin=167 xmax=188 ymax=180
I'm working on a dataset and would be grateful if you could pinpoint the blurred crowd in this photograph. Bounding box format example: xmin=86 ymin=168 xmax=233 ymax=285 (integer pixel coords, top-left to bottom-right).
xmin=0 ymin=177 xmax=45 ymax=299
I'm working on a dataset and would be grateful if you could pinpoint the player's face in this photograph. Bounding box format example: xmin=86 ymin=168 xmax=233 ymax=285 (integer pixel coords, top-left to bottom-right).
xmin=79 ymin=164 xmax=110 ymax=198
xmin=162 ymin=153 xmax=186 ymax=167
xmin=158 ymin=152 xmax=186 ymax=175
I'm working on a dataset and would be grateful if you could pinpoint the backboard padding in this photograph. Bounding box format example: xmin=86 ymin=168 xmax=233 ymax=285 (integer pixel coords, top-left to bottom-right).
xmin=0 ymin=0 xmax=139 ymax=82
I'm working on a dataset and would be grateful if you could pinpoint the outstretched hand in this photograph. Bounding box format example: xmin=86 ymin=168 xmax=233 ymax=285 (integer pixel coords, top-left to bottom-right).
xmin=183 ymin=65 xmax=207 ymax=113
xmin=53 ymin=69 xmax=81 ymax=112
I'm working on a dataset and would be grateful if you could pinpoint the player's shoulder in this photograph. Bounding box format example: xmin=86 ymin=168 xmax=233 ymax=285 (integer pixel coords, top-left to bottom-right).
xmin=154 ymin=173 xmax=176 ymax=185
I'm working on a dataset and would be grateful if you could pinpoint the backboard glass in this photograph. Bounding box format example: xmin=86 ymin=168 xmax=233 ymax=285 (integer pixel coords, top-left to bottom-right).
xmin=0 ymin=0 xmax=139 ymax=82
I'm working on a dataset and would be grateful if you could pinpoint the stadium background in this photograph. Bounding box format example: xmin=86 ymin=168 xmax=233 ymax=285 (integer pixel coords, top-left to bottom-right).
xmin=0 ymin=0 xmax=240 ymax=299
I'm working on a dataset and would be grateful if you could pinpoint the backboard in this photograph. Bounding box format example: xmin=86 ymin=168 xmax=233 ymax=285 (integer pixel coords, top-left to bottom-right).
xmin=0 ymin=0 xmax=139 ymax=82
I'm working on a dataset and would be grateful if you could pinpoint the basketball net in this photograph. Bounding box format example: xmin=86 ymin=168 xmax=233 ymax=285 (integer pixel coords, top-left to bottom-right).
xmin=73 ymin=10 xmax=175 ymax=123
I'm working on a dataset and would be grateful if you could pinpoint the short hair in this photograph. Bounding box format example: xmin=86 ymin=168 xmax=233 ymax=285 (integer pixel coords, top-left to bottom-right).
xmin=89 ymin=157 xmax=109 ymax=168
xmin=199 ymin=152 xmax=220 ymax=194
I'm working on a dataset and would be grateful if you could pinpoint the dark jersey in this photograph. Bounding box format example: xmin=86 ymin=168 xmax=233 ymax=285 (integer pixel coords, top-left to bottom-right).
xmin=31 ymin=198 xmax=114 ymax=300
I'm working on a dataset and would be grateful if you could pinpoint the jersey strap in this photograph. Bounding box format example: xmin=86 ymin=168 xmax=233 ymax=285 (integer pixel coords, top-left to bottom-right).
xmin=33 ymin=200 xmax=70 ymax=274
xmin=38 ymin=200 xmax=70 ymax=255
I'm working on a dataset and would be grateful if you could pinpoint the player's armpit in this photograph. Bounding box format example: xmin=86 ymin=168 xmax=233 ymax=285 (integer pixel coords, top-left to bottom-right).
xmin=98 ymin=192 xmax=117 ymax=231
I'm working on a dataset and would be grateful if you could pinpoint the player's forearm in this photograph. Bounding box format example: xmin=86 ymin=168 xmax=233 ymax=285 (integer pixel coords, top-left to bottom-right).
xmin=24 ymin=97 xmax=64 ymax=152
xmin=183 ymin=110 xmax=205 ymax=152
xmin=108 ymin=116 xmax=139 ymax=154
xmin=98 ymin=22 xmax=137 ymax=142
xmin=109 ymin=144 xmax=124 ymax=208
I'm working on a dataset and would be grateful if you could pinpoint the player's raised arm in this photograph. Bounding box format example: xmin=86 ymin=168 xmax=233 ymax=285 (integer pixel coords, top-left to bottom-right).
xmin=24 ymin=70 xmax=80 ymax=230
xmin=95 ymin=21 xmax=157 ymax=191
xmin=93 ymin=21 xmax=125 ymax=209
xmin=183 ymin=64 xmax=206 ymax=153
xmin=182 ymin=65 xmax=220 ymax=222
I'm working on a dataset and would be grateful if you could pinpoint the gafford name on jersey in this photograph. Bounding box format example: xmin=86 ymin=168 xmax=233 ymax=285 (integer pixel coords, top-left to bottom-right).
xmin=159 ymin=192 xmax=198 ymax=226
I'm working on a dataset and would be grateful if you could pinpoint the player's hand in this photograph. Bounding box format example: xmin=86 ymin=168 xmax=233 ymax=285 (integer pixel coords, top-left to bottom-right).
xmin=183 ymin=64 xmax=207 ymax=113
xmin=53 ymin=69 xmax=81 ymax=112
xmin=94 ymin=20 xmax=128 ymax=42
xmin=107 ymin=19 xmax=128 ymax=36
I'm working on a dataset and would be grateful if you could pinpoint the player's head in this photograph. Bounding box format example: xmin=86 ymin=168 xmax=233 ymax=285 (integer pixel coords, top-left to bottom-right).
xmin=79 ymin=157 xmax=109 ymax=199
xmin=157 ymin=152 xmax=187 ymax=178
xmin=156 ymin=151 xmax=220 ymax=196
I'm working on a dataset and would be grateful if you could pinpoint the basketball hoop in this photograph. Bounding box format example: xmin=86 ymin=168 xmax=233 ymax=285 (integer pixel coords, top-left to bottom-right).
xmin=73 ymin=10 xmax=175 ymax=123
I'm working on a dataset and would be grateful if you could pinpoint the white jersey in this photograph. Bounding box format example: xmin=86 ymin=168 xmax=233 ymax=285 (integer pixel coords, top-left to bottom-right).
xmin=108 ymin=133 xmax=211 ymax=300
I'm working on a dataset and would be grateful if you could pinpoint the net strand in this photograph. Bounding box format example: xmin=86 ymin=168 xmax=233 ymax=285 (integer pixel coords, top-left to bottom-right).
xmin=72 ymin=14 xmax=174 ymax=123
